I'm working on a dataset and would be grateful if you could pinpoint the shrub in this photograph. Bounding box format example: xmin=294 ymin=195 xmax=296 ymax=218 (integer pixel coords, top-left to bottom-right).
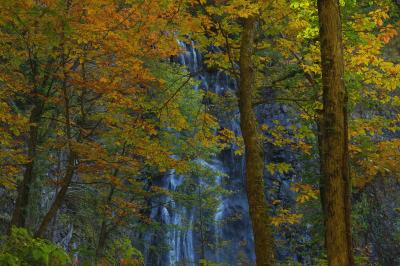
xmin=0 ymin=227 xmax=70 ymax=266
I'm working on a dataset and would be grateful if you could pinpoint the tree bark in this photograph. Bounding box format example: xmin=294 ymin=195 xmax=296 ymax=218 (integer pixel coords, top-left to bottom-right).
xmin=238 ymin=16 xmax=275 ymax=266
xmin=10 ymin=102 xmax=43 ymax=229
xmin=95 ymin=185 xmax=115 ymax=259
xmin=343 ymin=94 xmax=353 ymax=265
xmin=35 ymin=151 xmax=75 ymax=238
xmin=317 ymin=0 xmax=353 ymax=265
xmin=35 ymin=48 xmax=76 ymax=238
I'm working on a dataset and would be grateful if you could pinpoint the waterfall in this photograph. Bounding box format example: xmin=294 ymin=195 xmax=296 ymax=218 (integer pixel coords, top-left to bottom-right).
xmin=147 ymin=170 xmax=196 ymax=266
xmin=143 ymin=42 xmax=256 ymax=266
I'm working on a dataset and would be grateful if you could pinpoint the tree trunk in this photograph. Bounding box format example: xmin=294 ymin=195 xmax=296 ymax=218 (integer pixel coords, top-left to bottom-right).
xmin=95 ymin=185 xmax=115 ymax=259
xmin=317 ymin=0 xmax=353 ymax=265
xmin=343 ymin=94 xmax=353 ymax=265
xmin=96 ymin=220 xmax=109 ymax=260
xmin=35 ymin=49 xmax=75 ymax=238
xmin=95 ymin=143 xmax=126 ymax=258
xmin=238 ymin=16 xmax=275 ymax=266
xmin=10 ymin=103 xmax=43 ymax=229
xmin=35 ymin=151 xmax=76 ymax=238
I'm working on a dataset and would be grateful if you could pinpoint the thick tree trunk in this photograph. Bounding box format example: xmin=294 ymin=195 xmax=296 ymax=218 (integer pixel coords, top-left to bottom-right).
xmin=343 ymin=95 xmax=353 ymax=265
xmin=317 ymin=0 xmax=353 ymax=265
xmin=238 ymin=16 xmax=274 ymax=266
xmin=10 ymin=103 xmax=43 ymax=229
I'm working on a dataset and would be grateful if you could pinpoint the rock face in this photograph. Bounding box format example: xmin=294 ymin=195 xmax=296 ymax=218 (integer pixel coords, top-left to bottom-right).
xmin=142 ymin=43 xmax=298 ymax=266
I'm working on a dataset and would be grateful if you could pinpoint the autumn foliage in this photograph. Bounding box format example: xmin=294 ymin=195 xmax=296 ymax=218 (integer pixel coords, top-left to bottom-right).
xmin=0 ymin=0 xmax=399 ymax=265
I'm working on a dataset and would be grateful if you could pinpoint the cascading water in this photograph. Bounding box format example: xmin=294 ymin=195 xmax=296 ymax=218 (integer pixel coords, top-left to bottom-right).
xmin=142 ymin=42 xmax=256 ymax=265
xmin=142 ymin=39 xmax=314 ymax=264
xmin=145 ymin=169 xmax=197 ymax=266
xmin=162 ymin=171 xmax=195 ymax=266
